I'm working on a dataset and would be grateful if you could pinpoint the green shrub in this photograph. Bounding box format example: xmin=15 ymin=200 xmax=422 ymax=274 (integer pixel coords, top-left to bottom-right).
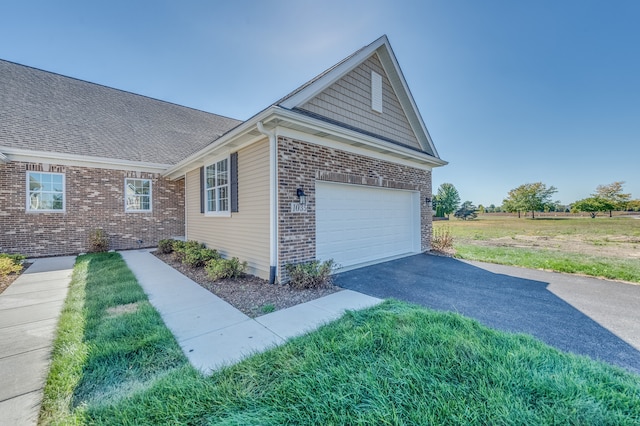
xmin=157 ymin=239 xmax=175 ymax=254
xmin=88 ymin=229 xmax=109 ymax=253
xmin=172 ymin=240 xmax=204 ymax=262
xmin=260 ymin=304 xmax=276 ymax=314
xmin=205 ymin=257 xmax=247 ymax=280
xmin=0 ymin=253 xmax=26 ymax=265
xmin=284 ymin=259 xmax=336 ymax=289
xmin=183 ymin=247 xmax=220 ymax=268
xmin=172 ymin=240 xmax=185 ymax=251
xmin=0 ymin=256 xmax=23 ymax=277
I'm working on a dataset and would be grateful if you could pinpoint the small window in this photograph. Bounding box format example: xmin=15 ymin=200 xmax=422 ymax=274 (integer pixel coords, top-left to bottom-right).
xmin=205 ymin=158 xmax=229 ymax=215
xmin=27 ymin=172 xmax=65 ymax=212
xmin=125 ymin=178 xmax=152 ymax=212
xmin=371 ymin=70 xmax=383 ymax=113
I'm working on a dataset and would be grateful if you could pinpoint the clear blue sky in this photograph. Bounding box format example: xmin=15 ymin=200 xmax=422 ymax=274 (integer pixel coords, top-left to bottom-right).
xmin=2 ymin=0 xmax=638 ymax=206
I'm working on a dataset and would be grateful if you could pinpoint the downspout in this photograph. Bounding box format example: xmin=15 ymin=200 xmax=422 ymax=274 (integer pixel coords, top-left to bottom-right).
xmin=257 ymin=121 xmax=278 ymax=284
xmin=182 ymin=173 xmax=188 ymax=242
xmin=0 ymin=153 xmax=8 ymax=164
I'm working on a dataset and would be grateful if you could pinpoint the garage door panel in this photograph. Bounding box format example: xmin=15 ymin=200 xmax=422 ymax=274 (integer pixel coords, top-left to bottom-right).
xmin=316 ymin=182 xmax=420 ymax=268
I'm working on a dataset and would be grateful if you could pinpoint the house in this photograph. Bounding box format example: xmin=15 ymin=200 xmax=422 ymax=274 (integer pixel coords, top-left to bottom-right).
xmin=0 ymin=35 xmax=446 ymax=282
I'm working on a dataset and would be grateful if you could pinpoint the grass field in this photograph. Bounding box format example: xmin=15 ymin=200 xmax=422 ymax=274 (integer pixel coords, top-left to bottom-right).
xmin=434 ymin=215 xmax=640 ymax=283
xmin=40 ymin=253 xmax=640 ymax=424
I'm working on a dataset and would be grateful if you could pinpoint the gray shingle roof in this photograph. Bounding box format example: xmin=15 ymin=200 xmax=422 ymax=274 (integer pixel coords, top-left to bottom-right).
xmin=0 ymin=59 xmax=242 ymax=165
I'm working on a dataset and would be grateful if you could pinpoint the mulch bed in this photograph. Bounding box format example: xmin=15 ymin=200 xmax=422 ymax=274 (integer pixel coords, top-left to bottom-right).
xmin=153 ymin=252 xmax=340 ymax=318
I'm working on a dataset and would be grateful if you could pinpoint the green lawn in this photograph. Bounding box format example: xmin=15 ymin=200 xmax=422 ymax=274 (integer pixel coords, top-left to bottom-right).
xmin=40 ymin=252 xmax=640 ymax=425
xmin=438 ymin=214 xmax=640 ymax=239
xmin=39 ymin=252 xmax=187 ymax=424
xmin=434 ymin=215 xmax=640 ymax=283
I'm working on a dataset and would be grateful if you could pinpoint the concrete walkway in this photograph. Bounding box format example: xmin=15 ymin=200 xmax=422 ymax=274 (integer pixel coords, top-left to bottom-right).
xmin=0 ymin=256 xmax=75 ymax=426
xmin=120 ymin=250 xmax=382 ymax=374
xmin=0 ymin=250 xmax=380 ymax=424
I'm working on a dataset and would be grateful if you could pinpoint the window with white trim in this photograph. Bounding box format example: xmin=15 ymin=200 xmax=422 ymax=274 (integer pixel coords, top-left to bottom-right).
xmin=125 ymin=178 xmax=152 ymax=212
xmin=27 ymin=172 xmax=65 ymax=212
xmin=205 ymin=158 xmax=229 ymax=214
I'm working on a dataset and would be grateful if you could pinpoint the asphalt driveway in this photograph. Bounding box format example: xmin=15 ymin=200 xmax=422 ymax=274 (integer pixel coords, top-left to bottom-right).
xmin=334 ymin=254 xmax=640 ymax=374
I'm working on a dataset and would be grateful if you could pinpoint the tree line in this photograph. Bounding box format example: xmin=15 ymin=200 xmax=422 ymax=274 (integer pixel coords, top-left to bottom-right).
xmin=434 ymin=181 xmax=638 ymax=219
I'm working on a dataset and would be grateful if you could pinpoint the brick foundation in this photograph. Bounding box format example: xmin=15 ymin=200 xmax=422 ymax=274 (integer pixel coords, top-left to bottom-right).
xmin=277 ymin=136 xmax=432 ymax=281
xmin=0 ymin=161 xmax=184 ymax=257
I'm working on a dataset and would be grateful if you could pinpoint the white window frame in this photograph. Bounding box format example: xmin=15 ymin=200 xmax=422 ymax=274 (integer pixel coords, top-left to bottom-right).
xmin=26 ymin=171 xmax=66 ymax=213
xmin=204 ymin=156 xmax=231 ymax=217
xmin=125 ymin=178 xmax=152 ymax=212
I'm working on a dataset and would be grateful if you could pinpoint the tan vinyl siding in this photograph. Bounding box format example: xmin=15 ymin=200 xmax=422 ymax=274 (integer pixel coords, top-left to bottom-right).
xmin=185 ymin=139 xmax=270 ymax=279
xmin=301 ymin=53 xmax=422 ymax=150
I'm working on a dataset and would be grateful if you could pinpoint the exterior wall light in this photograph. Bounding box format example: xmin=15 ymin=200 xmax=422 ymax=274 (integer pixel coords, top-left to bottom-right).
xmin=296 ymin=187 xmax=307 ymax=205
xmin=425 ymin=197 xmax=432 ymax=205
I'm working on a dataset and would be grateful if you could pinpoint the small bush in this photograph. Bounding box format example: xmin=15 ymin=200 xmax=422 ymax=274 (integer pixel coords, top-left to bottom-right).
xmin=432 ymin=226 xmax=454 ymax=252
xmin=88 ymin=229 xmax=109 ymax=253
xmin=205 ymin=257 xmax=247 ymax=280
xmin=183 ymin=247 xmax=220 ymax=268
xmin=158 ymin=239 xmax=175 ymax=254
xmin=284 ymin=259 xmax=336 ymax=289
xmin=172 ymin=240 xmax=204 ymax=262
xmin=0 ymin=253 xmax=26 ymax=265
xmin=260 ymin=304 xmax=276 ymax=314
xmin=0 ymin=256 xmax=23 ymax=277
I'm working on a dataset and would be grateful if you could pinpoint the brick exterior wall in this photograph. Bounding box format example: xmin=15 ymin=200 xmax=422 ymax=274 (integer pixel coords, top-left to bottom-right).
xmin=0 ymin=161 xmax=184 ymax=257
xmin=277 ymin=136 xmax=432 ymax=281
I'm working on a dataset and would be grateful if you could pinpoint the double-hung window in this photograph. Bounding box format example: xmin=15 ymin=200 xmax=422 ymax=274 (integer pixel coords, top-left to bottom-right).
xmin=125 ymin=178 xmax=152 ymax=212
xmin=205 ymin=158 xmax=229 ymax=215
xmin=27 ymin=172 xmax=65 ymax=212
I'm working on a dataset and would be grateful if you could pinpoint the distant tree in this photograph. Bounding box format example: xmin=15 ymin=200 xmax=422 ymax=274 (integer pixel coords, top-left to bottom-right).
xmin=551 ymin=201 xmax=568 ymax=212
xmin=435 ymin=183 xmax=460 ymax=218
xmin=478 ymin=204 xmax=485 ymax=214
xmin=503 ymin=182 xmax=558 ymax=219
xmin=454 ymin=201 xmax=478 ymax=220
xmin=592 ymin=181 xmax=631 ymax=217
xmin=502 ymin=198 xmax=520 ymax=218
xmin=487 ymin=204 xmax=496 ymax=213
xmin=572 ymin=197 xmax=615 ymax=218
xmin=626 ymin=199 xmax=640 ymax=212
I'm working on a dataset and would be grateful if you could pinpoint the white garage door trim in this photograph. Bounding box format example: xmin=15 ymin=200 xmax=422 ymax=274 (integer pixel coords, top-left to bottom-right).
xmin=316 ymin=181 xmax=421 ymax=271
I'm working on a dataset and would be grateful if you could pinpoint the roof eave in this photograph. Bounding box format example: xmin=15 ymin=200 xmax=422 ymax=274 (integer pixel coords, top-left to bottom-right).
xmin=375 ymin=41 xmax=441 ymax=158
xmin=163 ymin=107 xmax=279 ymax=180
xmin=0 ymin=147 xmax=172 ymax=172
xmin=163 ymin=106 xmax=446 ymax=180
xmin=273 ymin=107 xmax=448 ymax=168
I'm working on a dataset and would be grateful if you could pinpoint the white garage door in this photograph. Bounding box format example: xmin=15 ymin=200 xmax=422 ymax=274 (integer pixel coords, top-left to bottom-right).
xmin=316 ymin=181 xmax=421 ymax=269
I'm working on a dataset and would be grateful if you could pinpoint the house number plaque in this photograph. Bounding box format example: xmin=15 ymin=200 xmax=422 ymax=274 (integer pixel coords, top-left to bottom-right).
xmin=290 ymin=203 xmax=308 ymax=213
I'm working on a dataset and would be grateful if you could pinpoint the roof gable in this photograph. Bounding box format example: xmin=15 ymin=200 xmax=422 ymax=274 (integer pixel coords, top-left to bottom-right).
xmin=298 ymin=53 xmax=422 ymax=151
xmin=278 ymin=35 xmax=440 ymax=157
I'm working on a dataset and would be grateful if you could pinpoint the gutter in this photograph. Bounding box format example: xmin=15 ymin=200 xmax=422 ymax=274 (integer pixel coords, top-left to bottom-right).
xmin=256 ymin=121 xmax=278 ymax=284
xmin=0 ymin=147 xmax=170 ymax=172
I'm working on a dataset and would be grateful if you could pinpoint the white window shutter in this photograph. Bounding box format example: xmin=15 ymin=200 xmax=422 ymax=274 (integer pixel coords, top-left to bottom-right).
xmin=371 ymin=71 xmax=383 ymax=113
